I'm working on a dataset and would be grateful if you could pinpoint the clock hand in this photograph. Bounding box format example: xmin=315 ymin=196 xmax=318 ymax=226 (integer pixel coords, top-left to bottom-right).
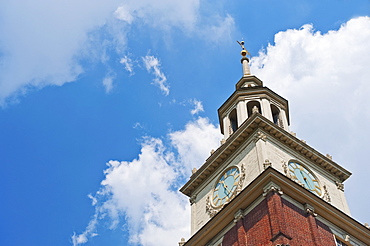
xmin=220 ymin=180 xmax=232 ymax=195
xmin=225 ymin=185 xmax=232 ymax=196
xmin=304 ymin=175 xmax=312 ymax=189
xmin=299 ymin=169 xmax=308 ymax=187
xmin=300 ymin=170 xmax=312 ymax=189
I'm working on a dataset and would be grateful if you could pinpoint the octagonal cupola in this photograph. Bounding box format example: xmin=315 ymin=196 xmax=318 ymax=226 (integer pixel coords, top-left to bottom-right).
xmin=218 ymin=42 xmax=290 ymax=139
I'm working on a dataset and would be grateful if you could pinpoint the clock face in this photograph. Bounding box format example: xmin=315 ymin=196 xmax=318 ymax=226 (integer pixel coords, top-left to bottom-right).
xmin=212 ymin=167 xmax=240 ymax=207
xmin=288 ymin=161 xmax=322 ymax=196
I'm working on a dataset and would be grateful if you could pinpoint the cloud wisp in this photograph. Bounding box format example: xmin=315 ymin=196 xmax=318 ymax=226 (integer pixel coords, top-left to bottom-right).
xmin=120 ymin=56 xmax=135 ymax=76
xmin=72 ymin=117 xmax=221 ymax=246
xmin=190 ymin=99 xmax=204 ymax=115
xmin=142 ymin=55 xmax=170 ymax=95
xmin=102 ymin=74 xmax=116 ymax=93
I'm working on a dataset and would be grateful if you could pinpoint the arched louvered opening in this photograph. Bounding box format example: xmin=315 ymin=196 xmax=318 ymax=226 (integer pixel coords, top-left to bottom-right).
xmin=229 ymin=109 xmax=238 ymax=134
xmin=247 ymin=101 xmax=261 ymax=117
xmin=271 ymin=104 xmax=281 ymax=126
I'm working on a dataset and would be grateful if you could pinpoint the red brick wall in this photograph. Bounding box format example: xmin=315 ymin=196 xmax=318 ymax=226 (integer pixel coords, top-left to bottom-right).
xmin=245 ymin=199 xmax=272 ymax=245
xmin=222 ymin=192 xmax=336 ymax=246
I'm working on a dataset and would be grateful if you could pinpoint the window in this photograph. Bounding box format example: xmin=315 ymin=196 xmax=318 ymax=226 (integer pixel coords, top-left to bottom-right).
xmin=229 ymin=109 xmax=238 ymax=134
xmin=246 ymin=101 xmax=261 ymax=117
xmin=270 ymin=104 xmax=280 ymax=125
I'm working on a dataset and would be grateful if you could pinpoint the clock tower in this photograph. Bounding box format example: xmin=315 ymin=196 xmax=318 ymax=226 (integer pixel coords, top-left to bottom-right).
xmin=179 ymin=42 xmax=370 ymax=246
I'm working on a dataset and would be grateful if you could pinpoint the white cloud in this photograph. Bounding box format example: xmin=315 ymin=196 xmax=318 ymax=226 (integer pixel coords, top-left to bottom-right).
xmin=114 ymin=5 xmax=134 ymax=24
xmin=117 ymin=0 xmax=200 ymax=31
xmin=199 ymin=14 xmax=235 ymax=44
xmin=170 ymin=117 xmax=221 ymax=176
xmin=250 ymin=16 xmax=370 ymax=224
xmin=72 ymin=117 xmax=221 ymax=246
xmin=190 ymin=99 xmax=204 ymax=115
xmin=102 ymin=75 xmax=115 ymax=93
xmin=0 ymin=0 xmax=117 ymax=105
xmin=72 ymin=214 xmax=98 ymax=246
xmin=120 ymin=56 xmax=135 ymax=75
xmin=142 ymin=55 xmax=169 ymax=95
xmin=0 ymin=0 xmax=235 ymax=105
xmin=133 ymin=122 xmax=143 ymax=129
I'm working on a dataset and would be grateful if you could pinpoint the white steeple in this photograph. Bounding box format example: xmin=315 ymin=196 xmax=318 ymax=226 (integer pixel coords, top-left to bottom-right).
xmin=217 ymin=42 xmax=290 ymax=139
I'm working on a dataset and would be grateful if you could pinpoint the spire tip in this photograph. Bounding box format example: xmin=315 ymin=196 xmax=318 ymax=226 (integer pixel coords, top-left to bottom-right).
xmin=237 ymin=40 xmax=251 ymax=76
xmin=236 ymin=40 xmax=250 ymax=57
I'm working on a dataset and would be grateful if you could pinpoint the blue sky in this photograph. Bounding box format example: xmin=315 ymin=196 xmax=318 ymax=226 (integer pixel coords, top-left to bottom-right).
xmin=1 ymin=1 xmax=370 ymax=245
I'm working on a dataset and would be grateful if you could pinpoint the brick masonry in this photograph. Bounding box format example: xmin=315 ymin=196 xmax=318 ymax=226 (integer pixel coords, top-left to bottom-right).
xmin=222 ymin=192 xmax=336 ymax=246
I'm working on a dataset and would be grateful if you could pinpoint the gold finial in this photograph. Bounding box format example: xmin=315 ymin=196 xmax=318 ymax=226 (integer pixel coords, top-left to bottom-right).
xmin=237 ymin=40 xmax=250 ymax=57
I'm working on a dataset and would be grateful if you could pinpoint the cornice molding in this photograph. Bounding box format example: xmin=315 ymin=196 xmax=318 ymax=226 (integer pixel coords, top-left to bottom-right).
xmin=180 ymin=114 xmax=351 ymax=197
xmin=336 ymin=181 xmax=345 ymax=191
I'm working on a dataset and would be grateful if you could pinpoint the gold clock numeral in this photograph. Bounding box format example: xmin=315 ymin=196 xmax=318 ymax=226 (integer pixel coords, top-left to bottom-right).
xmin=214 ymin=197 xmax=221 ymax=205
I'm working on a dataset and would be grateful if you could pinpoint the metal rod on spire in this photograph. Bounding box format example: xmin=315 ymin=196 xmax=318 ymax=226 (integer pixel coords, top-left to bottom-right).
xmin=237 ymin=40 xmax=251 ymax=77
